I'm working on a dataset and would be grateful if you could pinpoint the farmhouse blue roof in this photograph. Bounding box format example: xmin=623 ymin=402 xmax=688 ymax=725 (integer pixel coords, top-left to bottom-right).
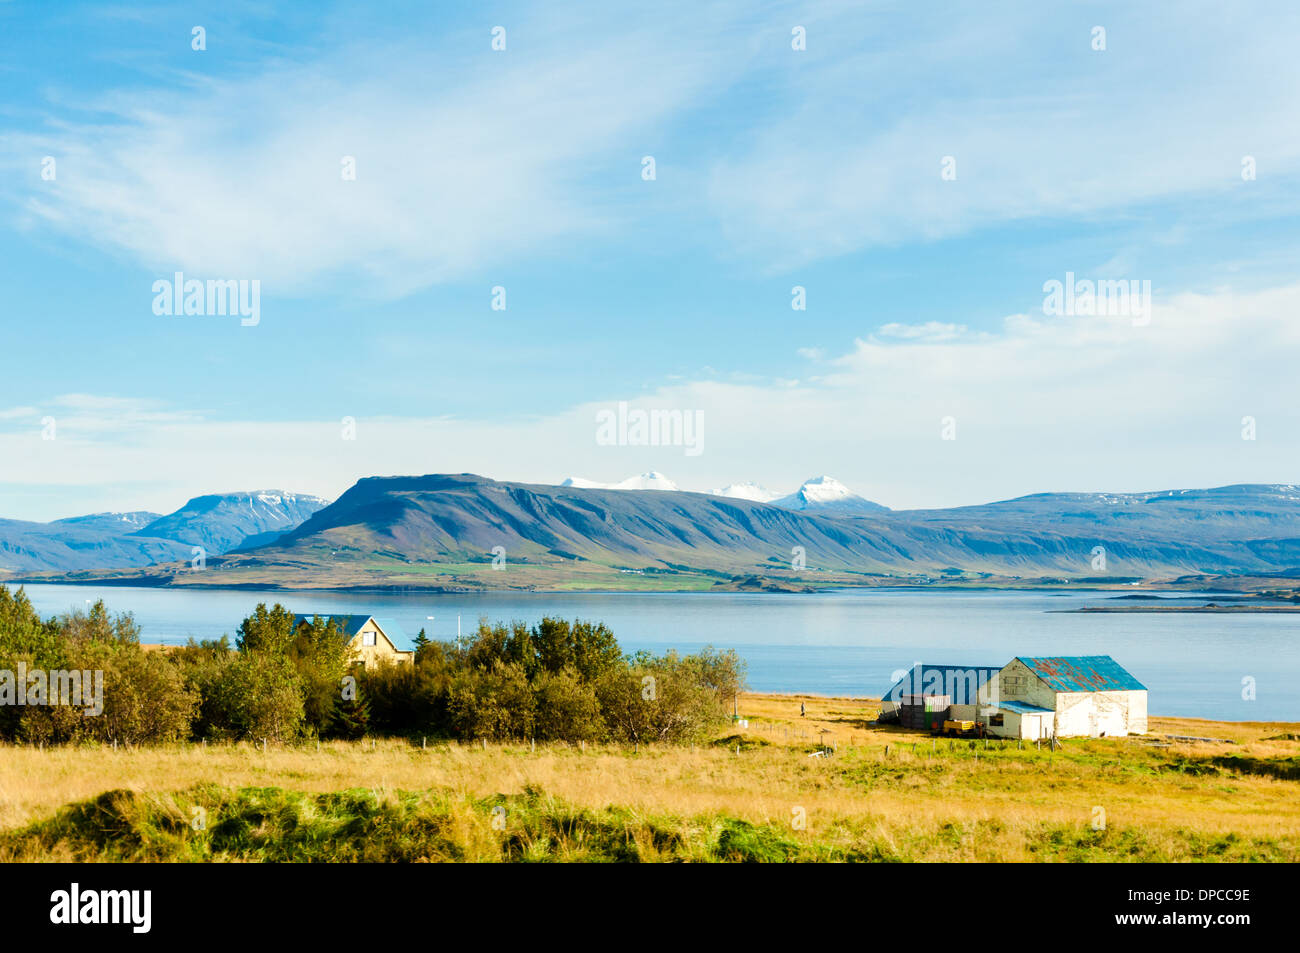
xmin=290 ymin=614 xmax=374 ymax=638
xmin=290 ymin=614 xmax=410 ymax=648
xmin=1016 ymin=656 xmax=1146 ymax=693
xmin=372 ymin=617 xmax=408 ymax=644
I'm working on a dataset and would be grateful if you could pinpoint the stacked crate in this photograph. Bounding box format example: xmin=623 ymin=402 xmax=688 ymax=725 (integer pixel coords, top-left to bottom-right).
xmin=899 ymin=693 xmax=952 ymax=730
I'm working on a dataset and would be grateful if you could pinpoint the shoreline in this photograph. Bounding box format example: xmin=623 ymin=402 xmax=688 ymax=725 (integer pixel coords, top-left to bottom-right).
xmin=1065 ymin=605 xmax=1300 ymax=613
xmin=0 ymin=577 xmax=1234 ymax=596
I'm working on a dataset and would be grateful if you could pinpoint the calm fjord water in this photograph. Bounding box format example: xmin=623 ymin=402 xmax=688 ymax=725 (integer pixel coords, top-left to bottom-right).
xmin=18 ymin=585 xmax=1299 ymax=721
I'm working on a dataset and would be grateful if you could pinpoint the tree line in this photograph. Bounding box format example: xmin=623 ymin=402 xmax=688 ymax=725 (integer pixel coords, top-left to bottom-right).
xmin=0 ymin=585 xmax=745 ymax=745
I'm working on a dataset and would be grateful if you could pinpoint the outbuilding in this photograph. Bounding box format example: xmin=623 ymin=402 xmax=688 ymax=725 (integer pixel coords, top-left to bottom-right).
xmin=878 ymin=663 xmax=1001 ymax=724
xmin=988 ymin=655 xmax=1147 ymax=739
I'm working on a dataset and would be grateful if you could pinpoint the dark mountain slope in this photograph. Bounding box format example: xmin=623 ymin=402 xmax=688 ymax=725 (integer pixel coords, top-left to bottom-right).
xmin=245 ymin=475 xmax=1300 ymax=579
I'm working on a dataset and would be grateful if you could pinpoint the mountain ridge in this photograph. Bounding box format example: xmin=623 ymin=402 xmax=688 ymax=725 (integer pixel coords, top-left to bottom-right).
xmin=0 ymin=490 xmax=329 ymax=573
xmin=9 ymin=475 xmax=1300 ymax=588
xmin=116 ymin=473 xmax=1300 ymax=590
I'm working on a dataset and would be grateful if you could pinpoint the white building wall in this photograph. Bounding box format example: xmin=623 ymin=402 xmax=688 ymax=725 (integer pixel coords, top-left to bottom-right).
xmin=1053 ymin=689 xmax=1148 ymax=737
xmin=992 ymin=712 xmax=1021 ymax=739
xmin=997 ymin=660 xmax=1148 ymax=738
xmin=997 ymin=659 xmax=1058 ymax=710
xmin=1024 ymin=712 xmax=1052 ymax=740
xmin=987 ymin=710 xmax=1052 ymax=739
xmin=1126 ymin=690 xmax=1148 ymax=735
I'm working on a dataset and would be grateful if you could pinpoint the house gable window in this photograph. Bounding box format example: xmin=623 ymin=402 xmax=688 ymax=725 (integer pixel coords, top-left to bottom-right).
xmin=362 ymin=630 xmax=377 ymax=647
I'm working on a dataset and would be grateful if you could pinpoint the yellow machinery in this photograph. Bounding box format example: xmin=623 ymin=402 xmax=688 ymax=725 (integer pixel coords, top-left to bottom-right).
xmin=942 ymin=719 xmax=975 ymax=735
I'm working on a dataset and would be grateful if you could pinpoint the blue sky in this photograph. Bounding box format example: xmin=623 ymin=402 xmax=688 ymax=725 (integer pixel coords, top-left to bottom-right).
xmin=4 ymin=0 xmax=1300 ymax=520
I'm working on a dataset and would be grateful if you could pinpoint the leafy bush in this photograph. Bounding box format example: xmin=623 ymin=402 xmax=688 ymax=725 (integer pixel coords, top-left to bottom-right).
xmin=0 ymin=586 xmax=746 ymax=748
xmin=202 ymin=651 xmax=304 ymax=742
xmin=446 ymin=663 xmax=536 ymax=740
xmin=16 ymin=603 xmax=198 ymax=745
xmin=531 ymin=667 xmax=605 ymax=742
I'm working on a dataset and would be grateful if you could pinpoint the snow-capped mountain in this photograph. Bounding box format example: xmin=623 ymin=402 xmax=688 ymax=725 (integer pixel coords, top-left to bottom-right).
xmin=771 ymin=476 xmax=889 ymax=513
xmin=0 ymin=491 xmax=329 ymax=574
xmin=51 ymin=511 xmax=162 ymax=534
xmin=133 ymin=490 xmax=332 ymax=554
xmin=561 ymin=472 xmax=680 ymax=491
xmin=710 ymin=482 xmax=780 ymax=503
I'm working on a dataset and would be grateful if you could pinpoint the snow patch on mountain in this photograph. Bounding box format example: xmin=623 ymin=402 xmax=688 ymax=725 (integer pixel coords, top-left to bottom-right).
xmin=561 ymin=472 xmax=680 ymax=491
xmin=710 ymin=482 xmax=780 ymax=503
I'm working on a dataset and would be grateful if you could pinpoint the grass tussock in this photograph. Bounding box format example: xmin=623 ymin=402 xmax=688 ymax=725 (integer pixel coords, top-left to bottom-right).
xmin=1 ymin=694 xmax=1297 ymax=862
xmin=1 ymin=781 xmax=1289 ymax=863
xmin=0 ymin=784 xmax=883 ymax=862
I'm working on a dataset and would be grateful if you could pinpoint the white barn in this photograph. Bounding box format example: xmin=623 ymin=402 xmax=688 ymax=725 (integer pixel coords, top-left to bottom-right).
xmin=986 ymin=655 xmax=1148 ymax=740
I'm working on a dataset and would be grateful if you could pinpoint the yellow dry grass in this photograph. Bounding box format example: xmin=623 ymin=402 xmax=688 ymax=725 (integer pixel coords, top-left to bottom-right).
xmin=1 ymin=693 xmax=1297 ymax=861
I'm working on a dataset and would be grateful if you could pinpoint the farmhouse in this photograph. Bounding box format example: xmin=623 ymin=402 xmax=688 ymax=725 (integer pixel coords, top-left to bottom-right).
xmin=291 ymin=614 xmax=414 ymax=668
xmin=987 ymin=656 xmax=1147 ymax=740
xmin=878 ymin=655 xmax=1148 ymax=739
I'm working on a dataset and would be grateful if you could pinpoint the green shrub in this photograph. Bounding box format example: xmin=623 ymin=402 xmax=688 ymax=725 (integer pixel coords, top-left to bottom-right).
xmin=0 ymin=586 xmax=747 ymax=749
xmin=204 ymin=651 xmax=304 ymax=742
xmin=17 ymin=606 xmax=197 ymax=745
xmin=446 ymin=662 xmax=535 ymax=740
xmin=531 ymin=668 xmax=605 ymax=742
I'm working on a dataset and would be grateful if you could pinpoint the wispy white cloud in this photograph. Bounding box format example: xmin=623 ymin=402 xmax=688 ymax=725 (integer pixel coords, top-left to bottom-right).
xmin=5 ymin=281 xmax=1299 ymax=518
xmin=875 ymin=322 xmax=967 ymax=342
xmin=3 ymin=11 xmax=745 ymax=296
xmin=706 ymin=4 xmax=1300 ymax=270
xmin=13 ymin=2 xmax=1300 ymax=293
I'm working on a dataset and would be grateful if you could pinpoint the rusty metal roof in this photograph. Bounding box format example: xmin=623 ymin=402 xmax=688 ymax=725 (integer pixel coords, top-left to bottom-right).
xmin=1016 ymin=655 xmax=1146 ymax=693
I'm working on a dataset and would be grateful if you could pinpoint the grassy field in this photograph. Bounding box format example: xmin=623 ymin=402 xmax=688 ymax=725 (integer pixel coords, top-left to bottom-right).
xmin=1 ymin=693 xmax=1297 ymax=862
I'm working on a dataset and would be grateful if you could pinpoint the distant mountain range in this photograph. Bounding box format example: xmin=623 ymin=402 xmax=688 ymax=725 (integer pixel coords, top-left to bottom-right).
xmin=9 ymin=476 xmax=1300 ymax=591
xmin=0 ymin=491 xmax=329 ymax=574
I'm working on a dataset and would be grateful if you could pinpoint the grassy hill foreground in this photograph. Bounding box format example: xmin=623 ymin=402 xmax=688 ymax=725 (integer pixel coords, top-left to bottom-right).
xmin=0 ymin=694 xmax=1297 ymax=862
